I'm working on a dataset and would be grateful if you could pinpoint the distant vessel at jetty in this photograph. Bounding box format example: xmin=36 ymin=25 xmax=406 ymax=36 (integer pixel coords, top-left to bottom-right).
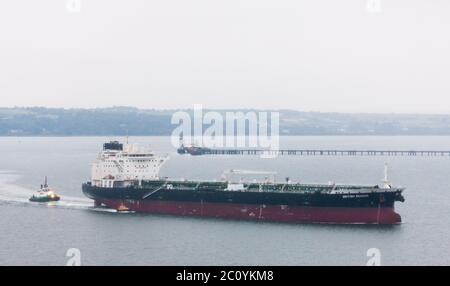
xmin=177 ymin=143 xmax=211 ymax=155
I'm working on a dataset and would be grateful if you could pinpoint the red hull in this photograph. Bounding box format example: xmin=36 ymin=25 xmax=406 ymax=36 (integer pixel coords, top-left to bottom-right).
xmin=96 ymin=199 xmax=401 ymax=225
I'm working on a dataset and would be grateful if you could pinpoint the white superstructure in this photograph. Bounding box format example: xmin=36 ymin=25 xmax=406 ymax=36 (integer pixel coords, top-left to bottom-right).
xmin=91 ymin=141 xmax=167 ymax=188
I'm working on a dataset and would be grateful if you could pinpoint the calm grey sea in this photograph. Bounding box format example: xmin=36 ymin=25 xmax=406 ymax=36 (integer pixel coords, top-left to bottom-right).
xmin=1 ymin=136 xmax=450 ymax=266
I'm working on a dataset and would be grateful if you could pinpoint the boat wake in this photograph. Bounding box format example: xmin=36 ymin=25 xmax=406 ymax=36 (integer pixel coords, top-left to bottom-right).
xmin=0 ymin=170 xmax=115 ymax=213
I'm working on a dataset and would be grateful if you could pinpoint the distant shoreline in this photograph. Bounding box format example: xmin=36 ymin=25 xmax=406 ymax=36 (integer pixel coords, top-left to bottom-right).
xmin=2 ymin=107 xmax=450 ymax=136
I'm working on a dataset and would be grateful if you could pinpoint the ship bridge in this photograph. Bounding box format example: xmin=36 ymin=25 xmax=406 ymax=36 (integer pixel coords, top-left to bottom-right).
xmin=91 ymin=141 xmax=167 ymax=188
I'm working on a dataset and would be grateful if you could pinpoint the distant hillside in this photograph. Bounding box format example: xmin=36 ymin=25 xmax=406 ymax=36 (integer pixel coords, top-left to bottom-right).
xmin=1 ymin=107 xmax=450 ymax=136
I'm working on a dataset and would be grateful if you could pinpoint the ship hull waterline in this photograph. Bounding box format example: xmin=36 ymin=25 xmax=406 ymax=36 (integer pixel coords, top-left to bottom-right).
xmin=92 ymin=198 xmax=401 ymax=225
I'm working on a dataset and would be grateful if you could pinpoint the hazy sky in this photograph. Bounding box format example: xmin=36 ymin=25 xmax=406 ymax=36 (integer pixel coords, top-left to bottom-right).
xmin=0 ymin=0 xmax=449 ymax=113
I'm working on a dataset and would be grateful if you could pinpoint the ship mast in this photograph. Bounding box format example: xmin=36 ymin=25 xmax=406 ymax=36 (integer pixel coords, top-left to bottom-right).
xmin=382 ymin=163 xmax=391 ymax=189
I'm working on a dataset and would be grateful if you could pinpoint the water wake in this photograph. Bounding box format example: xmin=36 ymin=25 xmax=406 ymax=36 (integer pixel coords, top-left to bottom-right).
xmin=0 ymin=170 xmax=114 ymax=212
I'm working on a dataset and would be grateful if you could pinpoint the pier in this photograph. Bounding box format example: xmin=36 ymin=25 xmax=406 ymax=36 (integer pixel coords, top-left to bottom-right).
xmin=181 ymin=148 xmax=450 ymax=157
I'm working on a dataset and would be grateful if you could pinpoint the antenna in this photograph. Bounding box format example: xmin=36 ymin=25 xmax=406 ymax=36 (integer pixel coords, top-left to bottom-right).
xmin=126 ymin=129 xmax=129 ymax=145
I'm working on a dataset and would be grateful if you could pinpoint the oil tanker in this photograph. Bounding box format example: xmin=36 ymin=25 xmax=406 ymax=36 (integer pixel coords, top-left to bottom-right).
xmin=82 ymin=141 xmax=405 ymax=224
